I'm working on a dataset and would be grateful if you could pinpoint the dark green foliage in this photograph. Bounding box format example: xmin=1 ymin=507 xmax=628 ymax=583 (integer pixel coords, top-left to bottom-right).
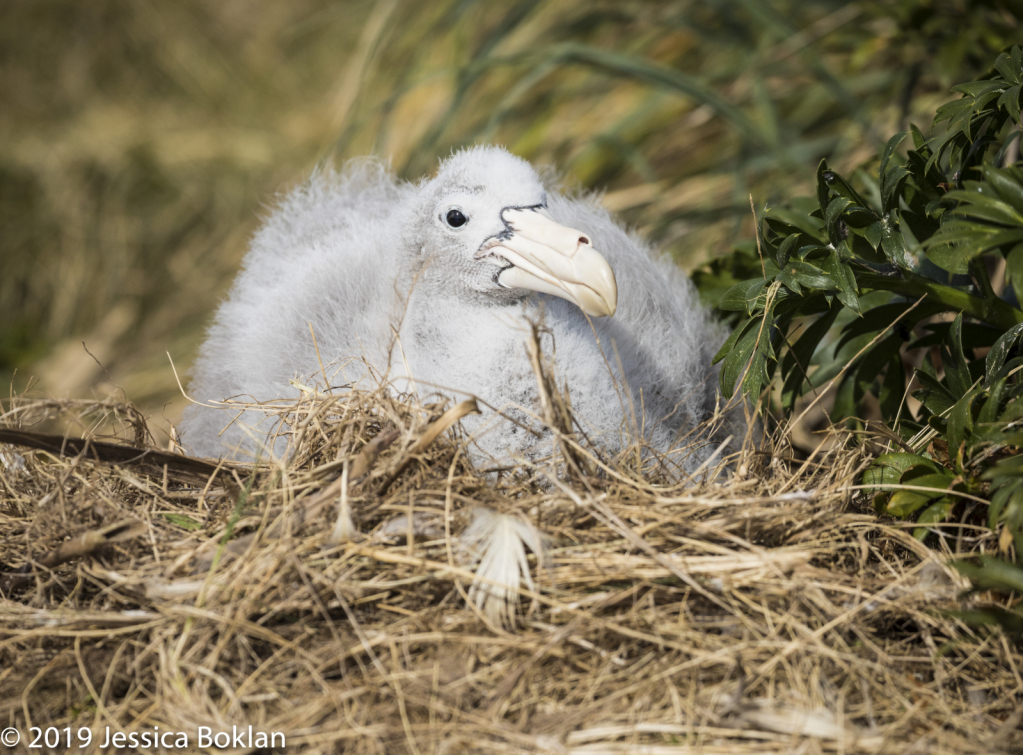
xmin=714 ymin=45 xmax=1023 ymax=632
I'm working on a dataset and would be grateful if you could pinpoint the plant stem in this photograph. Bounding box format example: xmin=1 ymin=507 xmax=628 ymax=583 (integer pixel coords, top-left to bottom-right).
xmin=856 ymin=269 xmax=1023 ymax=330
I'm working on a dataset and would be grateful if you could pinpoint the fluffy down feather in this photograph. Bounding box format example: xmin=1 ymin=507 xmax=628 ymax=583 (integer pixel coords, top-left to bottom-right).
xmin=181 ymin=146 xmax=738 ymax=469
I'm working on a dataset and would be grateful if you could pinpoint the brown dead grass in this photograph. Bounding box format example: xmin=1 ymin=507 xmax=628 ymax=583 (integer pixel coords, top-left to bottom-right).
xmin=2 ymin=383 xmax=1022 ymax=755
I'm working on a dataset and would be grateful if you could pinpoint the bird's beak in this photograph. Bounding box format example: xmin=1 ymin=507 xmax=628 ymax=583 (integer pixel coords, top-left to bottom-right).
xmin=478 ymin=208 xmax=618 ymax=317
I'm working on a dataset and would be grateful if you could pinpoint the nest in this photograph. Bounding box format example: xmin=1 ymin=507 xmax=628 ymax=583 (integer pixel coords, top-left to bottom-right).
xmin=2 ymin=378 xmax=1022 ymax=754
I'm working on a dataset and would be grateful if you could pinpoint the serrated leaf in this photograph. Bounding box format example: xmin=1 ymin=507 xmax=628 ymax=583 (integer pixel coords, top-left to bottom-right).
xmin=945 ymin=182 xmax=1023 ymax=224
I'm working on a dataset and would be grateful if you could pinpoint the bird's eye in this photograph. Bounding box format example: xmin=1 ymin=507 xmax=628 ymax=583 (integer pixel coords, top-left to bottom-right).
xmin=444 ymin=208 xmax=468 ymax=228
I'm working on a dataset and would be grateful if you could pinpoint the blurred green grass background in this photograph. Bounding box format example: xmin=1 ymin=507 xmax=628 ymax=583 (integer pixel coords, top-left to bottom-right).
xmin=1 ymin=0 xmax=1018 ymax=439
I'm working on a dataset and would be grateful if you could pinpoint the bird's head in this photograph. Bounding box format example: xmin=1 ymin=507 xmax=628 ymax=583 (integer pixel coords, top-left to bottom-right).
xmin=403 ymin=146 xmax=617 ymax=317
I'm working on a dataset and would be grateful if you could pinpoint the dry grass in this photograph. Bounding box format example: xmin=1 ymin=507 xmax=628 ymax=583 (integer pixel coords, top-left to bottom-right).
xmin=2 ymin=379 xmax=1022 ymax=754
xmin=4 ymin=3 xmax=1023 ymax=753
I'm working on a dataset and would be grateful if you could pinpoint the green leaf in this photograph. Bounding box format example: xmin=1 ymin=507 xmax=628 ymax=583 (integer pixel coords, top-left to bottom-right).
xmin=947 ymin=387 xmax=981 ymax=450
xmin=901 ymin=466 xmax=954 ymax=490
xmin=852 ymin=333 xmax=903 ymax=402
xmin=887 ymin=490 xmax=935 ymax=517
xmin=719 ymin=278 xmax=767 ymax=311
xmin=998 ymin=83 xmax=1021 ymax=124
xmin=982 ymin=165 xmax=1023 ymax=215
xmin=743 ymin=278 xmax=767 ymax=314
xmin=864 ymin=220 xmax=883 ymax=249
xmin=878 ymin=352 xmax=905 ymax=420
xmin=977 ymin=378 xmax=1007 ymax=428
xmin=986 ymin=322 xmax=1023 ymax=386
xmin=933 ymin=98 xmax=974 ymax=126
xmin=946 ymin=606 xmax=1023 ymax=635
xmin=863 ymin=452 xmax=937 ymax=488
xmin=953 ymin=555 xmax=1023 ymax=594
xmin=880 ymin=131 xmax=909 ymax=176
xmin=820 ymin=251 xmax=859 ymax=313
xmin=913 ymin=370 xmax=957 ymax=416
xmin=720 ymin=318 xmax=763 ymax=397
xmin=913 ymin=498 xmax=955 ymax=540
xmin=766 ymin=208 xmax=827 ymax=243
xmin=774 ymin=234 xmax=800 ymax=268
xmin=712 ymin=316 xmax=754 ymax=365
xmin=815 ymin=158 xmax=831 ymax=215
xmin=821 ymin=169 xmax=875 ymax=216
xmin=824 ymin=196 xmax=853 ymax=246
xmin=777 ymin=259 xmax=835 ymax=292
xmin=881 ymin=165 xmax=912 ymax=216
xmin=951 ymin=80 xmax=1006 ymax=98
xmin=942 ymin=313 xmax=972 ymax=398
xmin=995 ymin=51 xmax=1022 ymax=85
xmin=878 ymin=211 xmax=913 ymax=268
xmin=780 ymin=304 xmax=841 ymax=411
xmin=835 ymin=301 xmax=945 ymax=354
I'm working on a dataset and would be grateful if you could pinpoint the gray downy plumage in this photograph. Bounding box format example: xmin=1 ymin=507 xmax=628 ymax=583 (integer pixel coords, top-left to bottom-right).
xmin=181 ymin=145 xmax=739 ymax=469
xmin=180 ymin=145 xmax=745 ymax=625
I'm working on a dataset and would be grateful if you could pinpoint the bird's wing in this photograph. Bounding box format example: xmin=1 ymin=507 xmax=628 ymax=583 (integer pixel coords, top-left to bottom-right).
xmin=181 ymin=159 xmax=408 ymax=457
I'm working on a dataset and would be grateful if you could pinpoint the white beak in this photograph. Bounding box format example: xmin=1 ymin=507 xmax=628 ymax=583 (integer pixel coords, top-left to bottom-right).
xmin=478 ymin=208 xmax=618 ymax=317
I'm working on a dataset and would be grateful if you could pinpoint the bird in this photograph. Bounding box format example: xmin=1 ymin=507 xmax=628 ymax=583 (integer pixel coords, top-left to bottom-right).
xmin=179 ymin=145 xmax=743 ymax=625
xmin=180 ymin=145 xmax=738 ymax=471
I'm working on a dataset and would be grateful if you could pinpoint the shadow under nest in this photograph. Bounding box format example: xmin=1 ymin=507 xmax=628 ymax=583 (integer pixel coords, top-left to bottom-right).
xmin=1 ymin=376 xmax=1022 ymax=753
